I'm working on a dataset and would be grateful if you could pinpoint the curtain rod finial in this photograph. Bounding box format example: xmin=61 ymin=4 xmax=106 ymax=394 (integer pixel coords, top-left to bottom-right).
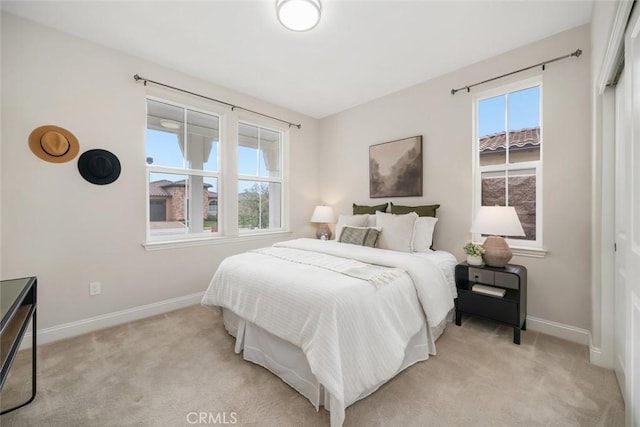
xmin=573 ymin=49 xmax=582 ymax=58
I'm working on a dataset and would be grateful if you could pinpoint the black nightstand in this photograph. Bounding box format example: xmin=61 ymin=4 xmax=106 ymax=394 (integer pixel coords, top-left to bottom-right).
xmin=455 ymin=262 xmax=527 ymax=344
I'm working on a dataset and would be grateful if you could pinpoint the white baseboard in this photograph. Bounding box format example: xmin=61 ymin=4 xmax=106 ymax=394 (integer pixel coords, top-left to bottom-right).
xmin=21 ymin=292 xmax=205 ymax=349
xmin=526 ymin=315 xmax=591 ymax=345
xmin=589 ymin=341 xmax=604 ymax=366
xmin=22 ymin=300 xmax=593 ymax=353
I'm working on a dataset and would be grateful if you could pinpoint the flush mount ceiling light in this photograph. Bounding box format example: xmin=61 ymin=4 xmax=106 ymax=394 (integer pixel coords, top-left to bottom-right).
xmin=160 ymin=119 xmax=181 ymax=130
xmin=276 ymin=0 xmax=321 ymax=32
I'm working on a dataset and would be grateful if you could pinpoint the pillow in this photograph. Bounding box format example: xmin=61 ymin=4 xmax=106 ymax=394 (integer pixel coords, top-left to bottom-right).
xmin=353 ymin=202 xmax=389 ymax=215
xmin=365 ymin=215 xmax=377 ymax=227
xmin=412 ymin=217 xmax=438 ymax=252
xmin=334 ymin=214 xmax=369 ymax=240
xmin=375 ymin=211 xmax=418 ymax=253
xmin=338 ymin=226 xmax=381 ymax=248
xmin=390 ymin=202 xmax=440 ymax=217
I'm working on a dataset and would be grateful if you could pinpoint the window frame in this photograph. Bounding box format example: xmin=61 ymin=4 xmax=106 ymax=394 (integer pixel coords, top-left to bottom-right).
xmin=471 ymin=76 xmax=544 ymax=250
xmin=236 ymin=120 xmax=286 ymax=235
xmin=144 ymin=96 xmax=291 ymax=248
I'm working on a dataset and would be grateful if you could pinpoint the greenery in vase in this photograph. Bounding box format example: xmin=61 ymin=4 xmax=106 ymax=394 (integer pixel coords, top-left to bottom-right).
xmin=463 ymin=242 xmax=485 ymax=257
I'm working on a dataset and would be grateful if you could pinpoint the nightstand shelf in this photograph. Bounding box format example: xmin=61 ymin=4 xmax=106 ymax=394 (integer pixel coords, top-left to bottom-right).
xmin=455 ymin=262 xmax=527 ymax=344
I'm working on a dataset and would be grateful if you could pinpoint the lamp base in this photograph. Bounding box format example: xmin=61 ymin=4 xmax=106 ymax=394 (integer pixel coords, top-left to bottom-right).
xmin=482 ymin=235 xmax=512 ymax=267
xmin=316 ymin=223 xmax=332 ymax=240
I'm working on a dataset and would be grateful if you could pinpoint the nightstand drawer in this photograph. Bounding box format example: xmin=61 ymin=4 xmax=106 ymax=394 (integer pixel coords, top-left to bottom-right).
xmin=457 ymin=291 xmax=519 ymax=326
xmin=468 ymin=267 xmax=494 ymax=284
xmin=494 ymin=271 xmax=519 ymax=290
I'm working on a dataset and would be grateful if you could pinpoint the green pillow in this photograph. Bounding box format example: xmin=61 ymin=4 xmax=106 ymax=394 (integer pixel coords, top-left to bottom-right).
xmin=390 ymin=202 xmax=440 ymax=217
xmin=338 ymin=226 xmax=380 ymax=248
xmin=353 ymin=202 xmax=388 ymax=215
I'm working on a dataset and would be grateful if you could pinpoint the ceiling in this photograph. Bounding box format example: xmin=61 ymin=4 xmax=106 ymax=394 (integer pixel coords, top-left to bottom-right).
xmin=1 ymin=1 xmax=593 ymax=119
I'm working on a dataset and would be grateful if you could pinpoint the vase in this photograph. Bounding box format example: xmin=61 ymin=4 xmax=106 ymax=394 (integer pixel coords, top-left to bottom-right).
xmin=467 ymin=255 xmax=483 ymax=266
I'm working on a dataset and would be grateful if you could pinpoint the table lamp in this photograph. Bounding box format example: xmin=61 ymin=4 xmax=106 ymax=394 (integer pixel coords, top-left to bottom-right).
xmin=310 ymin=205 xmax=335 ymax=240
xmin=470 ymin=206 xmax=525 ymax=267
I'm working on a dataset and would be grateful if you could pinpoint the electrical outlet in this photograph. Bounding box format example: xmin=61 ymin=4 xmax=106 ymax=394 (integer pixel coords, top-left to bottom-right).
xmin=89 ymin=281 xmax=101 ymax=296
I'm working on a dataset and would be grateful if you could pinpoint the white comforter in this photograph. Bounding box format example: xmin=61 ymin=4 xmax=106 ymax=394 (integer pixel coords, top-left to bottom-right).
xmin=201 ymin=238 xmax=456 ymax=427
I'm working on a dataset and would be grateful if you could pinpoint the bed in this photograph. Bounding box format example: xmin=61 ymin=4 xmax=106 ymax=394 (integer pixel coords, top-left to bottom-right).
xmin=201 ymin=235 xmax=457 ymax=427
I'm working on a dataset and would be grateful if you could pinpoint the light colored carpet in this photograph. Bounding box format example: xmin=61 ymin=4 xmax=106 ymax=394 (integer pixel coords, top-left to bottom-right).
xmin=0 ymin=305 xmax=624 ymax=426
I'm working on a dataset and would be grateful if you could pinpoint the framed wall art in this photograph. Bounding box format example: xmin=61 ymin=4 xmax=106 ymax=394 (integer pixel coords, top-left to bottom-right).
xmin=369 ymin=136 xmax=423 ymax=198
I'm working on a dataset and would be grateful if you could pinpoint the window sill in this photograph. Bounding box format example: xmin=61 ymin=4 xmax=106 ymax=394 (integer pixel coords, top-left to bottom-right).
xmin=142 ymin=231 xmax=293 ymax=251
xmin=510 ymin=246 xmax=548 ymax=259
xmin=473 ymin=239 xmax=548 ymax=259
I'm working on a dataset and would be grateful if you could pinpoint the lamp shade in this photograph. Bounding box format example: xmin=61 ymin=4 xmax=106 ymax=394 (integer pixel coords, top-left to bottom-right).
xmin=276 ymin=0 xmax=321 ymax=32
xmin=470 ymin=206 xmax=525 ymax=237
xmin=310 ymin=205 xmax=335 ymax=223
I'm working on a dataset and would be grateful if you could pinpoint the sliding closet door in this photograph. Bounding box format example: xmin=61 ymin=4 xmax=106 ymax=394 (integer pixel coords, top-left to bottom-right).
xmin=614 ymin=69 xmax=628 ymax=398
xmin=622 ymin=5 xmax=640 ymax=425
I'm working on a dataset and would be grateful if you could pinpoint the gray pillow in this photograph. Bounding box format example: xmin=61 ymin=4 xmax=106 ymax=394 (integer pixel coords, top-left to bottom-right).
xmin=338 ymin=226 xmax=381 ymax=248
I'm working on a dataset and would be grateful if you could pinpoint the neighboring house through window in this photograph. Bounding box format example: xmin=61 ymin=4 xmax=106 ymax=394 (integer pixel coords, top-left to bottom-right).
xmin=149 ymin=179 xmax=217 ymax=224
xmin=473 ymin=78 xmax=542 ymax=248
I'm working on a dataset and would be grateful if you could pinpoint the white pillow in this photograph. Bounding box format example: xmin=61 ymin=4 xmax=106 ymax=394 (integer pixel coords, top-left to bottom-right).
xmin=412 ymin=217 xmax=438 ymax=252
xmin=375 ymin=211 xmax=418 ymax=253
xmin=334 ymin=214 xmax=369 ymax=240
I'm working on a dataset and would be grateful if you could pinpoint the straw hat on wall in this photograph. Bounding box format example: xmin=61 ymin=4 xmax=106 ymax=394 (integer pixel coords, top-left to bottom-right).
xmin=29 ymin=125 xmax=80 ymax=163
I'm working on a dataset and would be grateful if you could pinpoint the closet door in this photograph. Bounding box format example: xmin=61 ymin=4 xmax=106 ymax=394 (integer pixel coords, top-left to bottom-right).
xmin=622 ymin=5 xmax=640 ymax=425
xmin=614 ymin=68 xmax=627 ymax=399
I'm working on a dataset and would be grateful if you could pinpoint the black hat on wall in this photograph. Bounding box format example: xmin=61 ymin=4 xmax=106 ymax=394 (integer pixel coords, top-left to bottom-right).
xmin=77 ymin=149 xmax=121 ymax=185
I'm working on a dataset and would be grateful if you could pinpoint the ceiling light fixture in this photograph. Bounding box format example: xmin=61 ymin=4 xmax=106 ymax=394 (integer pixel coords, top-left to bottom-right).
xmin=160 ymin=119 xmax=181 ymax=130
xmin=276 ymin=0 xmax=321 ymax=32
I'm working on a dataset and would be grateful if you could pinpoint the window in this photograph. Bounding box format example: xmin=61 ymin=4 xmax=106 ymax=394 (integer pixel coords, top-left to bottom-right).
xmin=473 ymin=79 xmax=542 ymax=248
xmin=146 ymin=99 xmax=220 ymax=240
xmin=237 ymin=123 xmax=283 ymax=232
xmin=145 ymin=98 xmax=288 ymax=245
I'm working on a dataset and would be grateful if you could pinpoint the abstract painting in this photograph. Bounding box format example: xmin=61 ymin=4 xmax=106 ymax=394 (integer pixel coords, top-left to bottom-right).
xmin=369 ymin=136 xmax=422 ymax=198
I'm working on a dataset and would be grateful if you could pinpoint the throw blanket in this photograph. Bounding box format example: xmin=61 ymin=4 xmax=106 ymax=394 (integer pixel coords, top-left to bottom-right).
xmin=202 ymin=238 xmax=454 ymax=427
xmin=252 ymin=246 xmax=405 ymax=288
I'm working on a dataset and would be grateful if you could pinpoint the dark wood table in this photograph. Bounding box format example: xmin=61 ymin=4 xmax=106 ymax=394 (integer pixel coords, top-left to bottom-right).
xmin=1 ymin=277 xmax=37 ymax=415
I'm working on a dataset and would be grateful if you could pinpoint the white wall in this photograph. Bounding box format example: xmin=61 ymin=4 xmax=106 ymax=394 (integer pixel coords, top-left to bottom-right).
xmin=591 ymin=1 xmax=620 ymax=71
xmin=0 ymin=13 xmax=320 ymax=332
xmin=320 ymin=25 xmax=592 ymax=331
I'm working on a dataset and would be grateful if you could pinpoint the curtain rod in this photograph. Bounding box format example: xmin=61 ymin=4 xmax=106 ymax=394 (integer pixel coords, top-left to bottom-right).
xmin=450 ymin=48 xmax=582 ymax=95
xmin=133 ymin=74 xmax=302 ymax=129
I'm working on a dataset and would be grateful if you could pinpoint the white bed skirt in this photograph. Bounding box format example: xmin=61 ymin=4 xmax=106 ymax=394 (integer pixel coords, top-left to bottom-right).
xmin=222 ymin=308 xmax=450 ymax=413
